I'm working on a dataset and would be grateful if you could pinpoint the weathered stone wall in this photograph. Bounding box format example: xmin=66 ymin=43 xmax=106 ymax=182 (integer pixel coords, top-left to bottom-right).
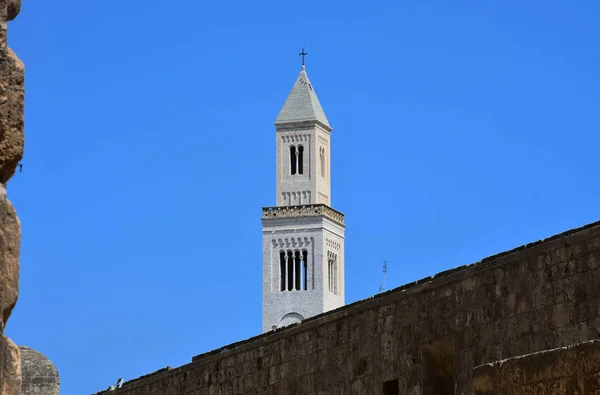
xmin=473 ymin=339 xmax=600 ymax=394
xmin=19 ymin=347 xmax=59 ymax=395
xmin=0 ymin=0 xmax=24 ymax=394
xmin=94 ymin=220 xmax=600 ymax=395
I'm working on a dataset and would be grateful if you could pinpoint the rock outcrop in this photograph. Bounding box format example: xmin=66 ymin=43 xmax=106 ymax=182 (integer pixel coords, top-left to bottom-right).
xmin=0 ymin=0 xmax=24 ymax=394
xmin=19 ymin=347 xmax=59 ymax=395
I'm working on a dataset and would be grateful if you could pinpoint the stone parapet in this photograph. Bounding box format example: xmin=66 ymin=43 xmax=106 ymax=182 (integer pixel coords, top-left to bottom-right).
xmin=262 ymin=204 xmax=344 ymax=225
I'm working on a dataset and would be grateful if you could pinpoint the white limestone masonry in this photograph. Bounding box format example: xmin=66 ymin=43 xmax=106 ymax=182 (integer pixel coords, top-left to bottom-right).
xmin=275 ymin=122 xmax=331 ymax=207
xmin=262 ymin=65 xmax=345 ymax=333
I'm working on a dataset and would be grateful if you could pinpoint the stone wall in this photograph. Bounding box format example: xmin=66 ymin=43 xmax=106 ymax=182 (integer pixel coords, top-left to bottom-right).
xmin=473 ymin=339 xmax=600 ymax=394
xmin=93 ymin=220 xmax=600 ymax=395
xmin=0 ymin=0 xmax=24 ymax=394
xmin=19 ymin=347 xmax=59 ymax=395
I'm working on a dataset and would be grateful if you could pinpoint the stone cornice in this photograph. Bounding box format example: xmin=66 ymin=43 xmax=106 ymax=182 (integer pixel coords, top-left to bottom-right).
xmin=274 ymin=120 xmax=332 ymax=133
xmin=262 ymin=204 xmax=344 ymax=225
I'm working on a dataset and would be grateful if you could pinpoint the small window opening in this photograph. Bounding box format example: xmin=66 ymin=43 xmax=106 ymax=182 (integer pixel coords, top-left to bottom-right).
xmin=382 ymin=379 xmax=399 ymax=395
xmin=279 ymin=251 xmax=286 ymax=292
xmin=320 ymin=148 xmax=325 ymax=178
xmin=302 ymin=250 xmax=308 ymax=290
xmin=281 ymin=249 xmax=309 ymax=292
xmin=334 ymin=255 xmax=338 ymax=295
xmin=298 ymin=145 xmax=304 ymax=175
xmin=287 ymin=251 xmax=294 ymax=291
xmin=327 ymin=256 xmax=333 ymax=293
xmin=422 ymin=337 xmax=455 ymax=395
xmin=290 ymin=146 xmax=297 ymax=175
xmin=327 ymin=252 xmax=338 ymax=294
xmin=294 ymin=251 xmax=301 ymax=290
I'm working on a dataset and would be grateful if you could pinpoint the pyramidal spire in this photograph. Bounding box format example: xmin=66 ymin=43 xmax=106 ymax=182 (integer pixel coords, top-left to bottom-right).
xmin=275 ymin=65 xmax=331 ymax=129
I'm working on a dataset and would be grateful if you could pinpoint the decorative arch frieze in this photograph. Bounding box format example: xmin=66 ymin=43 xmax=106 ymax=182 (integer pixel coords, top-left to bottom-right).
xmin=281 ymin=134 xmax=310 ymax=143
xmin=326 ymin=238 xmax=341 ymax=251
xmin=281 ymin=190 xmax=311 ymax=205
xmin=273 ymin=237 xmax=311 ymax=249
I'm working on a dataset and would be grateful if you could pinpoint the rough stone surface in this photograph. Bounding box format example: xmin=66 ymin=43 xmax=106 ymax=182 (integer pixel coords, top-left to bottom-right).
xmin=19 ymin=347 xmax=59 ymax=395
xmin=92 ymin=219 xmax=600 ymax=395
xmin=0 ymin=0 xmax=24 ymax=186
xmin=0 ymin=187 xmax=19 ymax=328
xmin=0 ymin=0 xmax=24 ymax=394
xmin=4 ymin=0 xmax=20 ymax=21
xmin=1 ymin=337 xmax=21 ymax=395
xmin=473 ymin=339 xmax=600 ymax=394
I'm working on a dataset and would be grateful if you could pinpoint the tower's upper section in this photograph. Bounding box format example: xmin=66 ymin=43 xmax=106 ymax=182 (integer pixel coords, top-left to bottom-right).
xmin=274 ymin=65 xmax=333 ymax=207
xmin=275 ymin=66 xmax=331 ymax=130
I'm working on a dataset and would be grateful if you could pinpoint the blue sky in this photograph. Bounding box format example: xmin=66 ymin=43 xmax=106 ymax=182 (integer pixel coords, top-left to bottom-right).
xmin=5 ymin=1 xmax=600 ymax=394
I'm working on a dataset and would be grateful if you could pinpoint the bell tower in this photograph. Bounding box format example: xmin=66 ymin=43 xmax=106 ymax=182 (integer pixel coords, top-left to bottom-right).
xmin=274 ymin=64 xmax=332 ymax=207
xmin=261 ymin=60 xmax=345 ymax=333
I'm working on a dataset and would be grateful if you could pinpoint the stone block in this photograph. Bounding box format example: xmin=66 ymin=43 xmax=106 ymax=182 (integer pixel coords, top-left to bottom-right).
xmin=551 ymin=302 xmax=570 ymax=328
xmin=19 ymin=347 xmax=59 ymax=395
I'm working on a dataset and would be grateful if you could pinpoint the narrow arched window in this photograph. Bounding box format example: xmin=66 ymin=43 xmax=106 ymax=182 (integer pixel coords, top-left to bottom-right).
xmin=302 ymin=250 xmax=308 ymax=290
xmin=298 ymin=145 xmax=304 ymax=175
xmin=328 ymin=257 xmax=333 ymax=293
xmin=294 ymin=251 xmax=301 ymax=290
xmin=333 ymin=255 xmax=338 ymax=295
xmin=290 ymin=146 xmax=297 ymax=175
xmin=279 ymin=251 xmax=286 ymax=292
xmin=287 ymin=251 xmax=294 ymax=291
xmin=320 ymin=147 xmax=325 ymax=178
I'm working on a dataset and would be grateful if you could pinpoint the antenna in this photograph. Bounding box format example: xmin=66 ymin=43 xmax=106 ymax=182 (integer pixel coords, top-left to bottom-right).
xmin=378 ymin=261 xmax=387 ymax=293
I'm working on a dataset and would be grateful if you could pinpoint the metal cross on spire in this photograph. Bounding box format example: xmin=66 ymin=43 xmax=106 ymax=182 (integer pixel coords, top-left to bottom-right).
xmin=299 ymin=48 xmax=308 ymax=67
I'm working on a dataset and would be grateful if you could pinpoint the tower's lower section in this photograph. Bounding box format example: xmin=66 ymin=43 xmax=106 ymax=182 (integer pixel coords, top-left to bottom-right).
xmin=261 ymin=204 xmax=345 ymax=333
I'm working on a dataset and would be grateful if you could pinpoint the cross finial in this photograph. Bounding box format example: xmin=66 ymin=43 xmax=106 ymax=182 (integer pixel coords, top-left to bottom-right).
xmin=299 ymin=48 xmax=308 ymax=68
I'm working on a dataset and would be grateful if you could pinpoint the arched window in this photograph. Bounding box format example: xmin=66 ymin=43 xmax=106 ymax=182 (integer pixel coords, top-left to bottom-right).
xmin=333 ymin=254 xmax=338 ymax=295
xmin=297 ymin=145 xmax=304 ymax=175
xmin=279 ymin=251 xmax=286 ymax=292
xmin=290 ymin=146 xmax=297 ymax=175
xmin=320 ymin=147 xmax=325 ymax=178
xmin=287 ymin=251 xmax=294 ymax=291
xmin=294 ymin=251 xmax=301 ymax=290
xmin=327 ymin=252 xmax=337 ymax=294
xmin=279 ymin=249 xmax=310 ymax=292
xmin=302 ymin=250 xmax=308 ymax=290
xmin=328 ymin=257 xmax=333 ymax=293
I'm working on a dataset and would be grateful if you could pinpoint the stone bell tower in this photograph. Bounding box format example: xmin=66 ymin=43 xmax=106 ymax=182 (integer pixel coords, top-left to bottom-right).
xmin=261 ymin=60 xmax=345 ymax=333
